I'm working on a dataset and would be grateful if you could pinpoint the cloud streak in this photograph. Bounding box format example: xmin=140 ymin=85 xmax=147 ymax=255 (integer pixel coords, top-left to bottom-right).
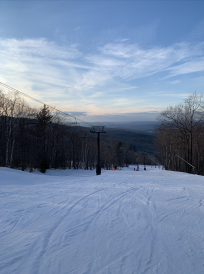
xmin=90 ymin=41 xmax=204 ymax=80
xmin=0 ymin=37 xmax=204 ymax=118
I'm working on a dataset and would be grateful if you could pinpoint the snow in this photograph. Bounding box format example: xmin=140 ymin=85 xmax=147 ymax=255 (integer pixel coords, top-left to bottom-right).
xmin=1 ymin=166 xmax=204 ymax=274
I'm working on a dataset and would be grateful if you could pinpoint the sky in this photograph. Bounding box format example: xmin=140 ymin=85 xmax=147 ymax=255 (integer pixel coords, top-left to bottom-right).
xmin=0 ymin=0 xmax=204 ymax=122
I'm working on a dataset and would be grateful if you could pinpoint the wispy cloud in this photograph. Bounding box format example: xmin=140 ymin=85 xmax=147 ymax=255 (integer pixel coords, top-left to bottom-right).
xmin=154 ymin=93 xmax=190 ymax=98
xmin=93 ymin=20 xmax=159 ymax=46
xmin=0 ymin=37 xmax=204 ymax=117
xmin=116 ymin=38 xmax=129 ymax=42
xmin=91 ymin=41 xmax=204 ymax=80
xmin=0 ymin=38 xmax=83 ymax=97
xmin=117 ymin=86 xmax=138 ymax=90
xmin=164 ymin=57 xmax=204 ymax=78
xmin=112 ymin=98 xmax=143 ymax=106
xmin=0 ymin=38 xmax=81 ymax=59
xmin=89 ymin=92 xmax=103 ymax=98
xmin=73 ymin=26 xmax=81 ymax=32
xmin=167 ymin=80 xmax=180 ymax=84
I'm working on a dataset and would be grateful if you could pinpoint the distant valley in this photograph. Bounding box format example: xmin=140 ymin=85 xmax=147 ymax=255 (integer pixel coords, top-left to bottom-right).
xmin=93 ymin=121 xmax=160 ymax=134
xmin=86 ymin=121 xmax=160 ymax=156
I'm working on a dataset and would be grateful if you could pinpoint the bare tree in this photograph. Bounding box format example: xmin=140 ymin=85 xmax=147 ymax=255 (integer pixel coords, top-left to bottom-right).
xmin=156 ymin=93 xmax=204 ymax=174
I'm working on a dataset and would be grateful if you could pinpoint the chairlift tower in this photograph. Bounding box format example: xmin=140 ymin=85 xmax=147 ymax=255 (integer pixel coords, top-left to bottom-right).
xmin=136 ymin=155 xmax=139 ymax=171
xmin=142 ymin=152 xmax=146 ymax=171
xmin=90 ymin=126 xmax=106 ymax=175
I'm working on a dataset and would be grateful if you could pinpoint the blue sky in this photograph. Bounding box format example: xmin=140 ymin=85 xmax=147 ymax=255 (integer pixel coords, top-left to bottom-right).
xmin=0 ymin=1 xmax=204 ymax=122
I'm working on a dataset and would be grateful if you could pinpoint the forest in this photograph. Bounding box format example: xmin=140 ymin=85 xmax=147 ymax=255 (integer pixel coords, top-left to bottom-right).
xmin=2 ymin=89 xmax=203 ymax=175
xmin=0 ymin=90 xmax=157 ymax=173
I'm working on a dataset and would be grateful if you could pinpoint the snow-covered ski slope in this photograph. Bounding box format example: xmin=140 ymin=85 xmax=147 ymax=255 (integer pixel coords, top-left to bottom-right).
xmin=1 ymin=166 xmax=204 ymax=274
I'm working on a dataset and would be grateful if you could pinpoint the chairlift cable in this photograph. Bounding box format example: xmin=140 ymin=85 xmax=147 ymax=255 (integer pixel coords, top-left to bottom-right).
xmin=0 ymin=82 xmax=93 ymax=128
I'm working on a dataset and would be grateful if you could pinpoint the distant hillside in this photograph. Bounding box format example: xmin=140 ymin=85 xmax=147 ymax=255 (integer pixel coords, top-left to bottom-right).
xmin=93 ymin=121 xmax=160 ymax=134
xmin=101 ymin=127 xmax=155 ymax=155
xmin=79 ymin=121 xmax=158 ymax=155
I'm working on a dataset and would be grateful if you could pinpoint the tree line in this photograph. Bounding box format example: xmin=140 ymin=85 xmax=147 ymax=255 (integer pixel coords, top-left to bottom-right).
xmin=155 ymin=93 xmax=204 ymax=175
xmin=1 ymin=90 xmax=152 ymax=172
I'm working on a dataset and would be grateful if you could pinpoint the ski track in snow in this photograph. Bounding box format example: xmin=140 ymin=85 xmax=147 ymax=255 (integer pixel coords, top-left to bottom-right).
xmin=0 ymin=166 xmax=204 ymax=274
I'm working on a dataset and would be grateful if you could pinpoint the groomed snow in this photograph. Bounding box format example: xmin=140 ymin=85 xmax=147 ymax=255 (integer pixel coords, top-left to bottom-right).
xmin=0 ymin=166 xmax=204 ymax=274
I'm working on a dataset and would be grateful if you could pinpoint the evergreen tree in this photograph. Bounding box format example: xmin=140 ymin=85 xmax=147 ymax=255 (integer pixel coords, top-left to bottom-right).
xmin=37 ymin=105 xmax=53 ymax=172
xmin=37 ymin=104 xmax=52 ymax=128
